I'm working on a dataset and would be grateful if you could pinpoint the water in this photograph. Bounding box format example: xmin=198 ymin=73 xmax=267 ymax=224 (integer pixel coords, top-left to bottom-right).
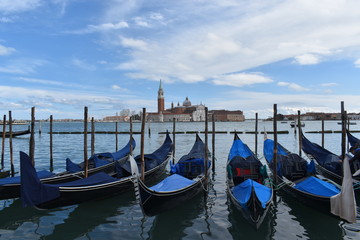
xmin=0 ymin=121 xmax=359 ymax=240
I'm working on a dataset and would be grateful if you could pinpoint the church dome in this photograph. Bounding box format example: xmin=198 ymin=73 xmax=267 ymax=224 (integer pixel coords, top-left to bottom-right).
xmin=183 ymin=97 xmax=191 ymax=107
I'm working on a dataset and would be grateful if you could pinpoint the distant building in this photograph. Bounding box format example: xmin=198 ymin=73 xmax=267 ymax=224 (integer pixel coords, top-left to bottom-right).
xmin=209 ymin=110 xmax=245 ymax=122
xmin=147 ymin=81 xmax=206 ymax=122
xmin=147 ymin=81 xmax=245 ymax=122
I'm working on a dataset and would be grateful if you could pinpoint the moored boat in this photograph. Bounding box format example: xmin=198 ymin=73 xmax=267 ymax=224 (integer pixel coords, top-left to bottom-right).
xmin=226 ymin=133 xmax=272 ymax=229
xmin=263 ymin=136 xmax=353 ymax=218
xmin=20 ymin=133 xmax=172 ymax=209
xmin=135 ymin=133 xmax=210 ymax=216
xmin=0 ymin=137 xmax=136 ymax=200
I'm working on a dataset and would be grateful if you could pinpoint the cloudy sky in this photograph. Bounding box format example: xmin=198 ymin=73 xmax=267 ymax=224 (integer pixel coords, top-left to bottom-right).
xmin=1 ymin=0 xmax=360 ymax=120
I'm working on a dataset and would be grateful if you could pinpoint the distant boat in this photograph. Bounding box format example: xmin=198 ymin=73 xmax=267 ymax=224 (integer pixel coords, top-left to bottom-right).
xmin=0 ymin=128 xmax=30 ymax=138
xmin=290 ymin=122 xmax=305 ymax=128
xmin=337 ymin=122 xmax=356 ymax=125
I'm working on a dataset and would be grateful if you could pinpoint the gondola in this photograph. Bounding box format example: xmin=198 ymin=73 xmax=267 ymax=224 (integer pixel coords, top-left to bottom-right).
xmin=290 ymin=122 xmax=305 ymax=128
xmin=263 ymin=136 xmax=343 ymax=215
xmin=0 ymin=137 xmax=136 ymax=200
xmin=347 ymin=130 xmax=360 ymax=148
xmin=135 ymin=133 xmax=210 ymax=216
xmin=20 ymin=133 xmax=173 ymax=209
xmin=301 ymin=132 xmax=360 ymax=187
xmin=226 ymin=133 xmax=272 ymax=229
xmin=0 ymin=128 xmax=30 ymax=138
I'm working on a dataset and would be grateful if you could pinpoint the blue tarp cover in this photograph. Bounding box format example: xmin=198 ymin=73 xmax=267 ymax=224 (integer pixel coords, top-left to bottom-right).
xmin=50 ymin=172 xmax=117 ymax=187
xmin=149 ymin=174 xmax=195 ymax=192
xmin=232 ymin=179 xmax=272 ymax=209
xmin=0 ymin=170 xmax=54 ymax=186
xmin=301 ymin=134 xmax=342 ymax=175
xmin=66 ymin=158 xmax=82 ymax=173
xmin=294 ymin=176 xmax=340 ymax=197
xmin=20 ymin=151 xmax=60 ymax=207
xmin=263 ymin=139 xmax=288 ymax=163
xmin=228 ymin=139 xmax=253 ymax=161
xmin=66 ymin=137 xmax=136 ymax=173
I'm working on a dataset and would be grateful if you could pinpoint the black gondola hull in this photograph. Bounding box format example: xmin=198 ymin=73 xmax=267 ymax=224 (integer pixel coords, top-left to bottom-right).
xmin=35 ymin=157 xmax=170 ymax=209
xmin=227 ymin=183 xmax=271 ymax=229
xmin=138 ymin=175 xmax=206 ymax=217
xmin=0 ymin=160 xmax=119 ymax=200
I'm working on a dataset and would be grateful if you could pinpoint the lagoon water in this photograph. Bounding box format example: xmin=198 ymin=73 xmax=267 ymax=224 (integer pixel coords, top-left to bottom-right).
xmin=0 ymin=120 xmax=359 ymax=240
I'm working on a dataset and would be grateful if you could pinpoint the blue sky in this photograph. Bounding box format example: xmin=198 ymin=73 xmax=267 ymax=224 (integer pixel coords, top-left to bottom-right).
xmin=1 ymin=0 xmax=360 ymax=120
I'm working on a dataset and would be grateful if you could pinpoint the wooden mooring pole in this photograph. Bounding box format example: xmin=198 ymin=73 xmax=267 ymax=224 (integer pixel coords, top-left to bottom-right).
xmin=130 ymin=117 xmax=133 ymax=155
xmin=115 ymin=121 xmax=118 ymax=151
xmin=212 ymin=113 xmax=215 ymax=172
xmin=172 ymin=118 xmax=176 ymax=164
xmin=91 ymin=117 xmax=95 ymax=156
xmin=84 ymin=106 xmax=88 ymax=178
xmin=50 ymin=115 xmax=53 ymax=172
xmin=204 ymin=107 xmax=209 ymax=182
xmin=9 ymin=111 xmax=14 ymax=176
xmin=321 ymin=114 xmax=325 ymax=148
xmin=29 ymin=107 xmax=35 ymax=166
xmin=255 ymin=113 xmax=258 ymax=156
xmin=140 ymin=108 xmax=146 ymax=181
xmin=1 ymin=115 xmax=6 ymax=170
xmin=341 ymin=101 xmax=346 ymax=160
xmin=297 ymin=110 xmax=302 ymax=157
xmin=273 ymin=104 xmax=278 ymax=202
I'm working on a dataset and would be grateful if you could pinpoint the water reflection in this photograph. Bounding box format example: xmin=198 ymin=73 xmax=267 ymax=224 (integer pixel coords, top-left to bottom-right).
xmin=146 ymin=193 xmax=205 ymax=240
xmin=278 ymin=191 xmax=343 ymax=240
xmin=45 ymin=192 xmax=135 ymax=240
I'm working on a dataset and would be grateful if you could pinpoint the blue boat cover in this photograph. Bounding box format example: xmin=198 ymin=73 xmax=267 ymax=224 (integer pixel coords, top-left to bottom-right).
xmin=294 ymin=176 xmax=340 ymax=197
xmin=20 ymin=151 xmax=60 ymax=207
xmin=0 ymin=170 xmax=55 ymax=186
xmin=228 ymin=138 xmax=253 ymax=161
xmin=66 ymin=137 xmax=136 ymax=173
xmin=347 ymin=130 xmax=360 ymax=148
xmin=20 ymin=151 xmax=119 ymax=207
xmin=134 ymin=132 xmax=173 ymax=171
xmin=49 ymin=172 xmax=117 ymax=187
xmin=120 ymin=132 xmax=172 ymax=174
xmin=263 ymin=139 xmax=288 ymax=163
xmin=263 ymin=138 xmax=315 ymax=178
xmin=171 ymin=134 xmax=211 ymax=178
xmin=232 ymin=179 xmax=272 ymax=209
xmin=66 ymin=158 xmax=82 ymax=173
xmin=301 ymin=134 xmax=342 ymax=175
xmin=149 ymin=174 xmax=195 ymax=192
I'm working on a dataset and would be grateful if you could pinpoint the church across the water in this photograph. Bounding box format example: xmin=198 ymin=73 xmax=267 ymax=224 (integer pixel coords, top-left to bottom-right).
xmin=147 ymin=81 xmax=206 ymax=122
xmin=147 ymin=81 xmax=245 ymax=122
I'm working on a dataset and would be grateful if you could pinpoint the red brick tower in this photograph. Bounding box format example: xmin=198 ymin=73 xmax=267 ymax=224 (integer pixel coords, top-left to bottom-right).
xmin=157 ymin=80 xmax=164 ymax=113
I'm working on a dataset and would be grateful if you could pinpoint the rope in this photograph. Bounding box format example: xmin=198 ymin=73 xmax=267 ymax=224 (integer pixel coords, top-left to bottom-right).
xmin=199 ymin=176 xmax=209 ymax=192
xmin=266 ymin=178 xmax=291 ymax=190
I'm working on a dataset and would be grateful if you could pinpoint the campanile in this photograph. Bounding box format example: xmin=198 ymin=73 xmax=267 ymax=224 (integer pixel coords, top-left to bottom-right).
xmin=157 ymin=80 xmax=164 ymax=113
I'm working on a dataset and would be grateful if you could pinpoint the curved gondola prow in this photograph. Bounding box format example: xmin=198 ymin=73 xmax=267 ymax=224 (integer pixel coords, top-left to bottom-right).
xmin=347 ymin=130 xmax=360 ymax=148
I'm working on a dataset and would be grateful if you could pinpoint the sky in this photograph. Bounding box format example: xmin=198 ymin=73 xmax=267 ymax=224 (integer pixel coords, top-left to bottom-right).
xmin=1 ymin=0 xmax=360 ymax=120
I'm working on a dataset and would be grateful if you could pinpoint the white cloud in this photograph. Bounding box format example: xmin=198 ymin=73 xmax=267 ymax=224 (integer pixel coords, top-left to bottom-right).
xmin=105 ymin=0 xmax=360 ymax=83
xmin=354 ymin=59 xmax=360 ymax=68
xmin=111 ymin=84 xmax=127 ymax=91
xmin=213 ymin=73 xmax=273 ymax=87
xmin=0 ymin=0 xmax=41 ymax=13
xmin=66 ymin=21 xmax=128 ymax=34
xmin=0 ymin=44 xmax=15 ymax=56
xmin=71 ymin=58 xmax=96 ymax=71
xmin=320 ymin=82 xmax=339 ymax=87
xmin=0 ymin=58 xmax=46 ymax=74
xmin=206 ymin=89 xmax=360 ymax=118
xmin=294 ymin=54 xmax=320 ymax=65
xmin=277 ymin=81 xmax=309 ymax=92
xmin=119 ymin=36 xmax=148 ymax=51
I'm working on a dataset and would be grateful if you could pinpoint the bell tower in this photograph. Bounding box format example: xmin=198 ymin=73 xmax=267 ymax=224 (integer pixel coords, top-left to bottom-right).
xmin=157 ymin=80 xmax=164 ymax=113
